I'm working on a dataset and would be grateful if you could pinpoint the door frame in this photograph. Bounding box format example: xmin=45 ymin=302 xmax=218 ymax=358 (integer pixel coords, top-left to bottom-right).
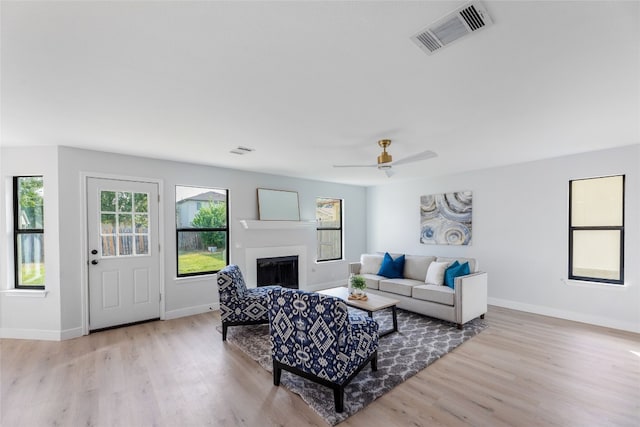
xmin=80 ymin=172 xmax=165 ymax=335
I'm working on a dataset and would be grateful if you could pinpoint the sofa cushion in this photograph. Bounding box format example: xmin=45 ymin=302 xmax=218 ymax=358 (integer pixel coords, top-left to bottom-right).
xmin=444 ymin=262 xmax=470 ymax=289
xmin=412 ymin=284 xmax=455 ymax=306
xmin=425 ymin=261 xmax=451 ymax=286
xmin=379 ymin=279 xmax=421 ymax=297
xmin=437 ymin=257 xmax=477 ymax=273
xmin=360 ymin=254 xmax=384 ymax=274
xmin=403 ymin=255 xmax=437 ymax=281
xmin=359 ymin=273 xmax=383 ymax=290
xmin=377 ymin=252 xmax=405 ymax=278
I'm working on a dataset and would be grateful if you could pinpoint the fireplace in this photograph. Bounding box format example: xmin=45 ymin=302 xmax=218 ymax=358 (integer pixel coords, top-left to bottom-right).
xmin=245 ymin=246 xmax=307 ymax=289
xmin=257 ymin=255 xmax=299 ymax=289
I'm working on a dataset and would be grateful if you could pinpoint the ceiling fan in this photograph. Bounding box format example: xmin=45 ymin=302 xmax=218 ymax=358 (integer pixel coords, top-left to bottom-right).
xmin=333 ymin=139 xmax=437 ymax=177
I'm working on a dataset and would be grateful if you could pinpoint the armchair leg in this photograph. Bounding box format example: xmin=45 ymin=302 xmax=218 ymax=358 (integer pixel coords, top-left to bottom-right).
xmin=222 ymin=324 xmax=228 ymax=341
xmin=480 ymin=314 xmax=485 ymax=319
xmin=371 ymin=351 xmax=378 ymax=371
xmin=457 ymin=323 xmax=463 ymax=330
xmin=333 ymin=385 xmax=344 ymax=412
xmin=273 ymin=360 xmax=282 ymax=386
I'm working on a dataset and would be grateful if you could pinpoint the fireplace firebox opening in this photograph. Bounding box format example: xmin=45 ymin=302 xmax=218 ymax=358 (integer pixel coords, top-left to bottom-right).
xmin=257 ymin=255 xmax=299 ymax=289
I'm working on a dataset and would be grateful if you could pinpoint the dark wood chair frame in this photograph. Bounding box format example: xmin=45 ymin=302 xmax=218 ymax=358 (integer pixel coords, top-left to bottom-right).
xmin=272 ymin=350 xmax=378 ymax=412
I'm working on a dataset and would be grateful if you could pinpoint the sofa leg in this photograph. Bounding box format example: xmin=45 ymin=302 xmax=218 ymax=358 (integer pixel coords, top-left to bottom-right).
xmin=371 ymin=351 xmax=378 ymax=372
xmin=333 ymin=385 xmax=344 ymax=412
xmin=480 ymin=314 xmax=485 ymax=319
xmin=222 ymin=324 xmax=228 ymax=341
xmin=457 ymin=323 xmax=463 ymax=330
xmin=273 ymin=361 xmax=282 ymax=386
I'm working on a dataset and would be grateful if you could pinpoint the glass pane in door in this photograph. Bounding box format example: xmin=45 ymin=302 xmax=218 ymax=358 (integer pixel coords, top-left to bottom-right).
xmin=100 ymin=190 xmax=150 ymax=256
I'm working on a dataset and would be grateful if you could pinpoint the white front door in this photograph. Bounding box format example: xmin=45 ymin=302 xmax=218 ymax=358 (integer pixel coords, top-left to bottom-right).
xmin=87 ymin=177 xmax=160 ymax=330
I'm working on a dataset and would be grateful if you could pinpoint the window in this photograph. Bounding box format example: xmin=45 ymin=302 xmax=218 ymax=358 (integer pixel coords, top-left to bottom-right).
xmin=176 ymin=186 xmax=229 ymax=276
xmin=316 ymin=198 xmax=342 ymax=262
xmin=100 ymin=191 xmax=150 ymax=257
xmin=13 ymin=176 xmax=45 ymax=289
xmin=569 ymin=175 xmax=624 ymax=284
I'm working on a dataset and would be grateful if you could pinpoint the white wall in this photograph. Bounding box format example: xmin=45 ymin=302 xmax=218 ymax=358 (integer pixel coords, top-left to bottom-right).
xmin=1 ymin=146 xmax=366 ymax=339
xmin=366 ymin=144 xmax=640 ymax=332
xmin=0 ymin=147 xmax=63 ymax=339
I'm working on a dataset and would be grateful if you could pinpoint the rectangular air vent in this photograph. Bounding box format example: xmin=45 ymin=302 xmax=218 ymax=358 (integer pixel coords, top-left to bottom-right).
xmin=230 ymin=146 xmax=255 ymax=155
xmin=411 ymin=1 xmax=493 ymax=55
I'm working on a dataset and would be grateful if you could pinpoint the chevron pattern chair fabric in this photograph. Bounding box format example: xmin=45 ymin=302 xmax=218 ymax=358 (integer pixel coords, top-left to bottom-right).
xmin=216 ymin=264 xmax=279 ymax=341
xmin=266 ymin=287 xmax=379 ymax=412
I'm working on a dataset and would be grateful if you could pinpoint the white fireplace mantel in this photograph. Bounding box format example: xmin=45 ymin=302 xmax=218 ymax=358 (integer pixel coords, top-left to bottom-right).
xmin=239 ymin=219 xmax=316 ymax=230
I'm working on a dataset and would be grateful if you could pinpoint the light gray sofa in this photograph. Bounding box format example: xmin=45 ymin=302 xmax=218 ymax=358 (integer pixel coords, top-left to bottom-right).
xmin=349 ymin=253 xmax=487 ymax=328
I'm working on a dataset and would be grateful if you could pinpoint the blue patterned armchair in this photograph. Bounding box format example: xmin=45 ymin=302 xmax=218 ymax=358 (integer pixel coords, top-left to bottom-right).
xmin=216 ymin=264 xmax=279 ymax=341
xmin=266 ymin=287 xmax=379 ymax=412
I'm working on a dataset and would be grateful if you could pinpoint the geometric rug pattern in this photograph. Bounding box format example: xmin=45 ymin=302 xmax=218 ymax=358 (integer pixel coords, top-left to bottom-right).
xmin=219 ymin=308 xmax=488 ymax=425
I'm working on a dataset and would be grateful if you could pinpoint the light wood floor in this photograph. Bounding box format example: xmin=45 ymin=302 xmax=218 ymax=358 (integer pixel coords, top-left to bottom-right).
xmin=1 ymin=306 xmax=638 ymax=426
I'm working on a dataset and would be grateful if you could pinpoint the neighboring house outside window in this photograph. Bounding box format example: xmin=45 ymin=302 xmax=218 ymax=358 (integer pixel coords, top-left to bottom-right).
xmin=14 ymin=176 xmax=45 ymax=289
xmin=316 ymin=198 xmax=342 ymax=262
xmin=176 ymin=186 xmax=229 ymax=276
xmin=569 ymin=175 xmax=624 ymax=284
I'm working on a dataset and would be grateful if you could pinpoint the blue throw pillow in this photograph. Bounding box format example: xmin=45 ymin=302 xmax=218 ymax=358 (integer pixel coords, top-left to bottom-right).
xmin=443 ymin=261 xmax=459 ymax=288
xmin=377 ymin=252 xmax=405 ymax=279
xmin=444 ymin=261 xmax=470 ymax=289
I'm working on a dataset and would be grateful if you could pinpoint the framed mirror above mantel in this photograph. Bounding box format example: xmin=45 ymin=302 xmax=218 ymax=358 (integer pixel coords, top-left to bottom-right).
xmin=257 ymin=188 xmax=301 ymax=221
xmin=239 ymin=188 xmax=315 ymax=229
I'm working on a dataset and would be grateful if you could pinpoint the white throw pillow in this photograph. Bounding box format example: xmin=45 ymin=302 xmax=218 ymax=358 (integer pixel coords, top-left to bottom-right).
xmin=425 ymin=261 xmax=450 ymax=286
xmin=360 ymin=254 xmax=383 ymax=275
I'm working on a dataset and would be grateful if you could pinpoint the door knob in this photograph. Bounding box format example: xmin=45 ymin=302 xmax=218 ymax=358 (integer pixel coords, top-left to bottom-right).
xmin=91 ymin=260 xmax=98 ymax=265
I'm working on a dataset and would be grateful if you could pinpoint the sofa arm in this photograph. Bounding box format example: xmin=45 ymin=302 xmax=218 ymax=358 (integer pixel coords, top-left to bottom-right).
xmin=454 ymin=271 xmax=488 ymax=325
xmin=349 ymin=262 xmax=362 ymax=275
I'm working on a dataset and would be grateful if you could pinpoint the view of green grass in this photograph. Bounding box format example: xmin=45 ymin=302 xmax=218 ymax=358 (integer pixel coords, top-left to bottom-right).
xmin=21 ymin=263 xmax=45 ymax=286
xmin=178 ymin=250 xmax=225 ymax=275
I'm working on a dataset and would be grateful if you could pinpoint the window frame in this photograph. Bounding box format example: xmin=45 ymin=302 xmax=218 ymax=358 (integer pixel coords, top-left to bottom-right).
xmin=13 ymin=176 xmax=45 ymax=290
xmin=316 ymin=197 xmax=343 ymax=262
xmin=175 ymin=186 xmax=229 ymax=277
xmin=568 ymin=174 xmax=625 ymax=285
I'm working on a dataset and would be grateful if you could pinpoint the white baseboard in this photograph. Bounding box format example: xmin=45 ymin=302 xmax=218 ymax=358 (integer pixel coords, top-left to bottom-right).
xmin=60 ymin=327 xmax=84 ymax=340
xmin=488 ymin=297 xmax=640 ymax=333
xmin=164 ymin=303 xmax=219 ymax=320
xmin=0 ymin=326 xmax=84 ymax=341
xmin=304 ymin=279 xmax=344 ymax=292
xmin=1 ymin=328 xmax=62 ymax=341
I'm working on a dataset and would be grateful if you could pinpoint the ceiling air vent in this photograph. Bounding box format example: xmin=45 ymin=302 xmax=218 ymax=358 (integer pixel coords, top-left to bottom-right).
xmin=230 ymin=146 xmax=255 ymax=155
xmin=411 ymin=1 xmax=493 ymax=55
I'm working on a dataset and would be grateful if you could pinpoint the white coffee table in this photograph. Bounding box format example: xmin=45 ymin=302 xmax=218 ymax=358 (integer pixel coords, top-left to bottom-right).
xmin=318 ymin=286 xmax=399 ymax=337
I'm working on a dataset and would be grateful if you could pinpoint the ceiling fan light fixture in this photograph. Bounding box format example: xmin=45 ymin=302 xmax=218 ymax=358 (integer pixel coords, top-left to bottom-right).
xmin=377 ymin=139 xmax=393 ymax=164
xmin=378 ymin=153 xmax=392 ymax=164
xmin=332 ymin=139 xmax=436 ymax=177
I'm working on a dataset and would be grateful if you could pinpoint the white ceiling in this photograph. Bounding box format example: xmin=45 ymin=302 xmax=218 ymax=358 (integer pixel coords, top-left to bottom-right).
xmin=1 ymin=1 xmax=639 ymax=186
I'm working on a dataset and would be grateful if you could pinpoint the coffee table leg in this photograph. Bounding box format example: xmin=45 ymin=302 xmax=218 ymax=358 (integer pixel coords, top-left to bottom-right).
xmin=376 ymin=306 xmax=398 ymax=337
xmin=392 ymin=305 xmax=398 ymax=333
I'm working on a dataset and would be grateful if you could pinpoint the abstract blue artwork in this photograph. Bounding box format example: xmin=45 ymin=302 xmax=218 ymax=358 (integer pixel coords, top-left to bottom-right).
xmin=420 ymin=191 xmax=472 ymax=245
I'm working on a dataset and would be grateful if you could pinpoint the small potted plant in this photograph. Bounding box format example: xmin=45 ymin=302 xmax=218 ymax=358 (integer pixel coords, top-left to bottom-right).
xmin=350 ymin=274 xmax=367 ymax=296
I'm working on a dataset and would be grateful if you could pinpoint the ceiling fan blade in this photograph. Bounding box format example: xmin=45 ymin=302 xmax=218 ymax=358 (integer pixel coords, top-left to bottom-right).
xmin=391 ymin=150 xmax=437 ymax=166
xmin=332 ymin=164 xmax=378 ymax=168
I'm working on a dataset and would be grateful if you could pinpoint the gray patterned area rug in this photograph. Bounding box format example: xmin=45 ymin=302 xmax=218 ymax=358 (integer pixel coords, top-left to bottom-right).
xmin=218 ymin=309 xmax=487 ymax=426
